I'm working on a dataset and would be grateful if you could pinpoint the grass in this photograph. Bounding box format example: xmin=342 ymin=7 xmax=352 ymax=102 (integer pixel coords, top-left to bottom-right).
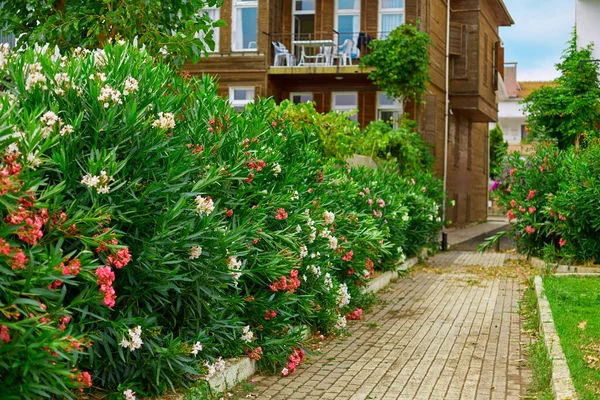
xmin=544 ymin=275 xmax=600 ymax=399
xmin=520 ymin=277 xmax=553 ymax=400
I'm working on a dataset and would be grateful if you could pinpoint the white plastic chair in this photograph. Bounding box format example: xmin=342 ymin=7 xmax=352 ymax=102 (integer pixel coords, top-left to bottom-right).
xmin=333 ymin=40 xmax=354 ymax=66
xmin=272 ymin=42 xmax=288 ymax=66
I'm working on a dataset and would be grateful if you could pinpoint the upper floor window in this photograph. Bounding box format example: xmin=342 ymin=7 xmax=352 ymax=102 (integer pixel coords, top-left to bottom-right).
xmin=232 ymin=0 xmax=258 ymax=51
xmin=380 ymin=0 xmax=404 ymax=39
xmin=295 ymin=0 xmax=315 ymax=12
xmin=335 ymin=0 xmax=360 ymax=46
xmin=293 ymin=0 xmax=315 ymax=41
xmin=377 ymin=92 xmax=402 ymax=129
xmin=332 ymin=92 xmax=358 ymax=121
xmin=196 ymin=7 xmax=220 ymax=52
xmin=230 ymin=87 xmax=255 ymax=111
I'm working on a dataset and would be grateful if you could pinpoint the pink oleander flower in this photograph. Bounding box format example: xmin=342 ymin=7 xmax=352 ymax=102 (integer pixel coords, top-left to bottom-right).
xmin=528 ymin=207 xmax=536 ymax=214
xmin=559 ymin=238 xmax=567 ymax=247
xmin=526 ymin=189 xmax=537 ymax=201
xmin=507 ymin=209 xmax=516 ymax=220
xmin=107 ymin=248 xmax=131 ymax=269
xmin=510 ymin=200 xmax=517 ymax=208
xmin=519 ymin=206 xmax=526 ymax=213
xmin=281 ymin=367 xmax=290 ymax=376
xmin=275 ymin=208 xmax=288 ymax=220
xmin=367 ymin=198 xmax=373 ymax=206
xmin=525 ymin=226 xmax=536 ymax=235
xmin=96 ymin=266 xmax=116 ymax=307
xmin=0 ymin=325 xmax=10 ymax=345
xmin=76 ymin=371 xmax=92 ymax=390
xmin=377 ymin=199 xmax=386 ymax=208
xmin=341 ymin=250 xmax=354 ymax=262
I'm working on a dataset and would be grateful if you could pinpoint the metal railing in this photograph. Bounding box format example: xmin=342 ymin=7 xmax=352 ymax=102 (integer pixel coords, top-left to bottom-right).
xmin=265 ymin=31 xmax=387 ymax=68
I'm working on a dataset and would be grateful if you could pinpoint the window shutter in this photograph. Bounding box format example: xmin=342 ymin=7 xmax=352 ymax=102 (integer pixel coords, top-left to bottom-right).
xmin=423 ymin=94 xmax=437 ymax=152
xmin=449 ymin=23 xmax=463 ymax=56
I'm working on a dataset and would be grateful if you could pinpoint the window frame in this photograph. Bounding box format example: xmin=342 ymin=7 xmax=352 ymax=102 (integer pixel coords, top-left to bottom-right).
xmin=331 ymin=91 xmax=359 ymax=121
xmin=376 ymin=92 xmax=403 ymax=129
xmin=290 ymin=92 xmax=314 ymax=104
xmin=231 ymin=0 xmax=259 ymax=52
xmin=229 ymin=86 xmax=255 ymax=111
xmin=379 ymin=0 xmax=405 ymax=39
xmin=196 ymin=7 xmax=221 ymax=53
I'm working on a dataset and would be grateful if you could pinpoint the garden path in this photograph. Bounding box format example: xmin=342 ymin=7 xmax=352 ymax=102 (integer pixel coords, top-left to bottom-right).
xmin=252 ymin=251 xmax=531 ymax=400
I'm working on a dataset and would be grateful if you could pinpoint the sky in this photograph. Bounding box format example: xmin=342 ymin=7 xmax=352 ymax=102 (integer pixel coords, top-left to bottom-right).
xmin=500 ymin=0 xmax=575 ymax=82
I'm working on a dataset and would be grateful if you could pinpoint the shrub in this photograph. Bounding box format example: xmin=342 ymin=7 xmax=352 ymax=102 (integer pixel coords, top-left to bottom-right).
xmin=0 ymin=43 xmax=442 ymax=398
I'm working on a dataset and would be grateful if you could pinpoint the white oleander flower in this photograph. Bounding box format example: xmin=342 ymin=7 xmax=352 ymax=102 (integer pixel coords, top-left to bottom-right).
xmin=322 ymin=211 xmax=335 ymax=225
xmin=240 ymin=325 xmax=254 ymax=343
xmin=334 ymin=315 xmax=347 ymax=330
xmin=189 ymin=246 xmax=202 ymax=259
xmin=123 ymin=77 xmax=139 ymax=96
xmin=120 ymin=325 xmax=143 ymax=351
xmin=195 ymin=195 xmax=215 ymax=215
xmin=336 ymin=283 xmax=351 ymax=307
xmin=191 ymin=341 xmax=203 ymax=356
xmin=123 ymin=389 xmax=137 ymax=400
xmin=152 ymin=112 xmax=176 ymax=129
xmin=323 ymin=273 xmax=333 ymax=291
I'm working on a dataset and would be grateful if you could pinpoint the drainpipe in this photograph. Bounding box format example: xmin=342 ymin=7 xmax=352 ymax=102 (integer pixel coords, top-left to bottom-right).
xmin=442 ymin=0 xmax=451 ymax=249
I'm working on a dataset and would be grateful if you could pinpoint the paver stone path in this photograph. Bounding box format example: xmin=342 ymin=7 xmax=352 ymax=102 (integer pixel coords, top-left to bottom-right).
xmin=252 ymin=251 xmax=531 ymax=400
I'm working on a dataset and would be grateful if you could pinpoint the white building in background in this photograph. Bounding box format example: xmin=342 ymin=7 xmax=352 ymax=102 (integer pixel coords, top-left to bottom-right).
xmin=490 ymin=63 xmax=551 ymax=153
xmin=576 ymin=0 xmax=600 ymax=60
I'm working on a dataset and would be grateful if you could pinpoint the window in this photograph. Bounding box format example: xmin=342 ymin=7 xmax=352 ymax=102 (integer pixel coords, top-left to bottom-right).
xmin=335 ymin=0 xmax=360 ymax=47
xmin=293 ymin=0 xmax=315 ymax=42
xmin=379 ymin=0 xmax=404 ymax=39
xmin=232 ymin=0 xmax=258 ymax=51
xmin=521 ymin=125 xmax=529 ymax=140
xmin=229 ymin=87 xmax=255 ymax=111
xmin=332 ymin=92 xmax=358 ymax=121
xmin=197 ymin=7 xmax=221 ymax=52
xmin=377 ymin=92 xmax=402 ymax=128
xmin=291 ymin=92 xmax=313 ymax=104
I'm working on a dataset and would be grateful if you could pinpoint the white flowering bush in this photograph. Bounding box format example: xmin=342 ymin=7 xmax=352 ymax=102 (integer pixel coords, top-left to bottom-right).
xmin=0 ymin=42 xmax=443 ymax=398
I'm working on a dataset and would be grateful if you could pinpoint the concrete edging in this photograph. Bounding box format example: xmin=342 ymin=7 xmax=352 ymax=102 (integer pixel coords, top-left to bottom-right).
xmin=533 ymin=276 xmax=578 ymax=400
xmin=208 ymin=252 xmax=425 ymax=392
xmin=531 ymin=257 xmax=600 ymax=274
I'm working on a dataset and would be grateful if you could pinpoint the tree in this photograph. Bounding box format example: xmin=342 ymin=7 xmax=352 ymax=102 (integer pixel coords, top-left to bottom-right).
xmin=0 ymin=0 xmax=224 ymax=66
xmin=523 ymin=30 xmax=600 ymax=149
xmin=489 ymin=125 xmax=508 ymax=179
xmin=360 ymin=23 xmax=432 ymax=106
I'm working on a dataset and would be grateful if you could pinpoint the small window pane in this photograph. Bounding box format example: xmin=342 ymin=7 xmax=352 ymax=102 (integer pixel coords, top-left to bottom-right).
xmin=237 ymin=7 xmax=257 ymax=49
xmin=338 ymin=0 xmax=359 ymax=10
xmin=233 ymin=89 xmax=252 ymax=100
xmin=334 ymin=93 xmax=357 ymax=107
xmin=292 ymin=94 xmax=313 ymax=103
xmin=381 ymin=14 xmax=404 ymax=35
xmin=378 ymin=93 xmax=397 ymax=106
xmin=295 ymin=0 xmax=315 ymax=11
xmin=382 ymin=0 xmax=404 ymax=8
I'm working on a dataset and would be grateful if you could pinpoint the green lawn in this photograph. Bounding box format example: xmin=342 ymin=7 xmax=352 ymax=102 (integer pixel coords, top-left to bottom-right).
xmin=544 ymin=276 xmax=600 ymax=399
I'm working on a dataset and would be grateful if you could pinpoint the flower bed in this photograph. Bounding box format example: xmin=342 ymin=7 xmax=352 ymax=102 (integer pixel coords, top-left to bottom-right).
xmin=0 ymin=43 xmax=443 ymax=399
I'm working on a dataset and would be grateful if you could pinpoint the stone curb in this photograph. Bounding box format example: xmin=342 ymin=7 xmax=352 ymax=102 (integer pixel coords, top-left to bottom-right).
xmin=531 ymin=257 xmax=600 ymax=274
xmin=208 ymin=252 xmax=426 ymax=392
xmin=533 ymin=276 xmax=578 ymax=400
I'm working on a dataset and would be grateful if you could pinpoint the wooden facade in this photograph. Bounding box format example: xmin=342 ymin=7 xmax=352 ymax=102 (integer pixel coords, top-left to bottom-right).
xmin=186 ymin=0 xmax=513 ymax=226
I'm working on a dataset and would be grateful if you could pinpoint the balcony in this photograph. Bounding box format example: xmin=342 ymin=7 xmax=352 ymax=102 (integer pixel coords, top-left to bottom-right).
xmin=266 ymin=31 xmax=383 ymax=75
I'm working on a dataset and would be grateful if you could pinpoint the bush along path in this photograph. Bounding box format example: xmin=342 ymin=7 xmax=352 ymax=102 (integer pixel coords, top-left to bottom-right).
xmin=0 ymin=43 xmax=443 ymax=399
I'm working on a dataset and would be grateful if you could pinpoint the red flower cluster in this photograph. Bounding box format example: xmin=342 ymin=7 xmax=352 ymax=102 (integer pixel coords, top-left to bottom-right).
xmin=507 ymin=209 xmax=516 ymax=220
xmin=269 ymin=270 xmax=301 ymax=293
xmin=107 ymin=248 xmax=131 ymax=269
xmin=247 ymin=159 xmax=266 ymax=171
xmin=187 ymin=143 xmax=204 ymax=155
xmin=264 ymin=309 xmax=278 ymax=320
xmin=61 ymin=258 xmax=81 ymax=276
xmin=96 ymin=266 xmax=116 ymax=307
xmin=341 ymin=250 xmax=354 ymax=262
xmin=0 ymin=325 xmax=10 ymax=346
xmin=559 ymin=238 xmax=567 ymax=247
xmin=247 ymin=346 xmax=264 ymax=360
xmin=5 ymin=200 xmax=49 ymax=245
xmin=0 ymin=155 xmax=21 ymax=195
xmin=225 ymin=209 xmax=234 ymax=218
xmin=317 ymin=170 xmax=324 ymax=183
xmin=283 ymin=348 xmax=305 ymax=376
xmin=58 ymin=315 xmax=72 ymax=332
xmin=74 ymin=371 xmax=92 ymax=391
xmin=525 ymin=226 xmax=536 ymax=235
xmin=244 ymin=173 xmax=254 ymax=183
xmin=0 ymin=239 xmax=29 ymax=271
xmin=346 ymin=308 xmax=363 ymax=320
xmin=526 ymin=189 xmax=537 ymax=201
xmin=275 ymin=208 xmax=288 ymax=220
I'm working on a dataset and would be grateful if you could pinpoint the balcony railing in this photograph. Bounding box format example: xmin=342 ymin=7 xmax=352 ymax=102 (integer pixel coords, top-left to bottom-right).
xmin=266 ymin=31 xmax=388 ymax=69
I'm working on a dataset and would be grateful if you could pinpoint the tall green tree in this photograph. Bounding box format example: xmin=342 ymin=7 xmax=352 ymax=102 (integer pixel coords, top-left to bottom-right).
xmin=360 ymin=23 xmax=432 ymax=106
xmin=0 ymin=0 xmax=224 ymax=66
xmin=523 ymin=30 xmax=600 ymax=149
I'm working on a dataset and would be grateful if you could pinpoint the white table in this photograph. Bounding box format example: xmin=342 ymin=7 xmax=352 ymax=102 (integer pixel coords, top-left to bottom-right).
xmin=293 ymin=40 xmax=336 ymax=66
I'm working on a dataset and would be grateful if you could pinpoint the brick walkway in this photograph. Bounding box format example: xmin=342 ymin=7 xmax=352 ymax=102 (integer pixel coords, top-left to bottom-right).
xmin=252 ymin=252 xmax=531 ymax=400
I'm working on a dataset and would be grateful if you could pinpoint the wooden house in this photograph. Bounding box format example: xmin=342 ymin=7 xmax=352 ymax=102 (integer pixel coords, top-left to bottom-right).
xmin=187 ymin=0 xmax=514 ymax=226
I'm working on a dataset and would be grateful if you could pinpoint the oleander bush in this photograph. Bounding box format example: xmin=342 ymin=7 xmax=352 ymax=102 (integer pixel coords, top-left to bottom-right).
xmin=0 ymin=43 xmax=442 ymax=399
xmin=492 ymin=140 xmax=600 ymax=263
